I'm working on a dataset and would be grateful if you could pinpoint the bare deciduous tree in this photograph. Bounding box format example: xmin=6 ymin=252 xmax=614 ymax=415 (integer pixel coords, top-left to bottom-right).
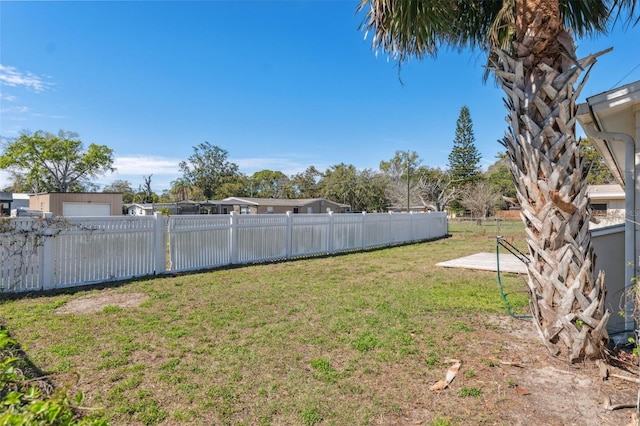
xmin=460 ymin=181 xmax=501 ymax=224
xmin=415 ymin=169 xmax=460 ymax=212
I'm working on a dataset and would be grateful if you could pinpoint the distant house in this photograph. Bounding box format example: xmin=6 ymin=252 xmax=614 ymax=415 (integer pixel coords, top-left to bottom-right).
xmin=126 ymin=203 xmax=176 ymax=216
xmin=208 ymin=197 xmax=351 ymax=215
xmin=587 ymin=184 xmax=625 ymax=228
xmin=126 ymin=201 xmax=201 ymax=216
xmin=0 ymin=192 xmax=12 ymax=216
xmin=11 ymin=193 xmax=30 ymax=210
xmin=123 ymin=198 xmax=350 ymax=216
xmin=29 ymin=192 xmax=123 ymax=217
xmin=1 ymin=192 xmax=36 ymax=217
xmin=126 ymin=203 xmax=157 ymax=216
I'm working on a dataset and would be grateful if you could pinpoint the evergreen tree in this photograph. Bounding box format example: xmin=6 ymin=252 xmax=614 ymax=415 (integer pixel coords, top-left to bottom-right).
xmin=447 ymin=106 xmax=481 ymax=185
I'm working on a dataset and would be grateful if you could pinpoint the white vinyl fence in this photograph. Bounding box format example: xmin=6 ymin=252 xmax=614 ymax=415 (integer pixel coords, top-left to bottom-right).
xmin=1 ymin=211 xmax=447 ymax=293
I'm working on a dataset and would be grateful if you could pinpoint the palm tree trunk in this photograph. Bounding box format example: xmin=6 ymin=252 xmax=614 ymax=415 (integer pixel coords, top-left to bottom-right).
xmin=489 ymin=33 xmax=610 ymax=361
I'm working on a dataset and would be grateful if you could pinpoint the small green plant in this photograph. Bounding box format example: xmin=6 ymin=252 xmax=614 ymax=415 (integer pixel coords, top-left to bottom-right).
xmin=628 ymin=337 xmax=639 ymax=356
xmin=310 ymin=358 xmax=340 ymax=383
xmin=160 ymin=358 xmax=181 ymax=370
xmin=352 ymin=333 xmax=380 ymax=352
xmin=102 ymin=305 xmax=122 ymax=314
xmin=507 ymin=378 xmax=517 ymax=387
xmin=458 ymin=387 xmax=482 ymax=397
xmin=300 ymin=407 xmax=323 ymax=426
xmin=464 ymin=370 xmax=476 ymax=378
xmin=425 ymin=351 xmax=439 ymax=367
xmin=431 ymin=418 xmax=452 ymax=426
xmin=451 ymin=321 xmax=474 ymax=332
xmin=310 ymin=358 xmax=333 ymax=374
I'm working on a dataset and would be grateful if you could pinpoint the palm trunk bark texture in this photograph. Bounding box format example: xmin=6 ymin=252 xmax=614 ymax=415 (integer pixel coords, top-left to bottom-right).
xmin=489 ymin=25 xmax=610 ymax=362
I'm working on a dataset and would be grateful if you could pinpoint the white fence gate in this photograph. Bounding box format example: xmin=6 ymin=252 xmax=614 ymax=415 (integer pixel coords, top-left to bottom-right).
xmin=1 ymin=211 xmax=447 ymax=293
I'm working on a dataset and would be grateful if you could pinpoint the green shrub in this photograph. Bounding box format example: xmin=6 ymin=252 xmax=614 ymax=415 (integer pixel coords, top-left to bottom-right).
xmin=0 ymin=328 xmax=108 ymax=425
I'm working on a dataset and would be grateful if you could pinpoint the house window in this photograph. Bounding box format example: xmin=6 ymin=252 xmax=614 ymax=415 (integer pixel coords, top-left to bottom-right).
xmin=591 ymin=203 xmax=607 ymax=216
xmin=240 ymin=205 xmax=250 ymax=214
xmin=293 ymin=207 xmax=299 ymax=214
xmin=307 ymin=207 xmax=313 ymax=214
xmin=223 ymin=207 xmax=228 ymax=214
xmin=267 ymin=206 xmax=274 ymax=214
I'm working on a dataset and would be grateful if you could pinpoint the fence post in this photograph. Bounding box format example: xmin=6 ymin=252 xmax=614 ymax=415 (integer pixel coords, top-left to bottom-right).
xmin=285 ymin=211 xmax=292 ymax=259
xmin=388 ymin=212 xmax=393 ymax=245
xmin=39 ymin=225 xmax=55 ymax=291
xmin=328 ymin=211 xmax=334 ymax=254
xmin=153 ymin=213 xmax=167 ymax=275
xmin=230 ymin=212 xmax=238 ymax=264
xmin=410 ymin=211 xmax=414 ymax=242
xmin=361 ymin=212 xmax=366 ymax=248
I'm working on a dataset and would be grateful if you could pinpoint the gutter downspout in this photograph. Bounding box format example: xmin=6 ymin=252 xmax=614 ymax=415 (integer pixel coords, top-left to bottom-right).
xmin=582 ymin=121 xmax=636 ymax=335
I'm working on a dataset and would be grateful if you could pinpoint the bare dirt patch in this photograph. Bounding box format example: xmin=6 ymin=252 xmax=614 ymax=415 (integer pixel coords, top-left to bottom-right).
xmin=54 ymin=290 xmax=149 ymax=314
xmin=399 ymin=315 xmax=639 ymax=426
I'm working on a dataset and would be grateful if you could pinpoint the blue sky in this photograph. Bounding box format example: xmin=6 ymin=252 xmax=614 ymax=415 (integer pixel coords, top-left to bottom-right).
xmin=2 ymin=1 xmax=640 ymax=192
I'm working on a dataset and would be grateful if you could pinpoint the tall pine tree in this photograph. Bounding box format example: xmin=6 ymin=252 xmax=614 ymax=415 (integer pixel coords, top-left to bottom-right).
xmin=447 ymin=106 xmax=481 ymax=185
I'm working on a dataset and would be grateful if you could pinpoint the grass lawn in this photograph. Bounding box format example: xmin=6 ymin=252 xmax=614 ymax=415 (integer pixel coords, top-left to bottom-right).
xmin=1 ymin=219 xmax=531 ymax=425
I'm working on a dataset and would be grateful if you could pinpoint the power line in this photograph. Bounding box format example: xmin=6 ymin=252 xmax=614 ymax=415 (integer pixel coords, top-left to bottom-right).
xmin=610 ymin=62 xmax=640 ymax=89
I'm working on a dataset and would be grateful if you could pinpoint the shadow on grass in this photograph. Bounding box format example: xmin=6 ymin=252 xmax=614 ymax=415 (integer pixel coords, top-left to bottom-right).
xmin=0 ymin=322 xmax=55 ymax=396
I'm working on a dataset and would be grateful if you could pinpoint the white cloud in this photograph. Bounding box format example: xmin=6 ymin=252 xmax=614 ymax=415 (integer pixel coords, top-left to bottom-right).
xmin=32 ymin=113 xmax=69 ymax=119
xmin=89 ymin=155 xmax=181 ymax=191
xmin=0 ymin=94 xmax=17 ymax=102
xmin=0 ymin=106 xmax=29 ymax=114
xmin=0 ymin=65 xmax=50 ymax=92
xmin=113 ymin=155 xmax=181 ymax=176
xmin=0 ymin=170 xmax=11 ymax=190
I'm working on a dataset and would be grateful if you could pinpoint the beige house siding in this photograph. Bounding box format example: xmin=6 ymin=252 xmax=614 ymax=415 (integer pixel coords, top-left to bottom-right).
xmin=220 ymin=198 xmax=349 ymax=214
xmin=30 ymin=193 xmax=123 ymax=216
xmin=126 ymin=203 xmax=182 ymax=216
xmin=587 ymin=184 xmax=625 ymax=229
xmin=254 ymin=201 xmax=326 ymax=214
xmin=591 ymin=225 xmax=626 ymax=335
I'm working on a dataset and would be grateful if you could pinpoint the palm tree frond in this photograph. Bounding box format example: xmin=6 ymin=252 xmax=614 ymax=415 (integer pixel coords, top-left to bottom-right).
xmin=560 ymin=0 xmax=609 ymax=37
xmin=609 ymin=0 xmax=640 ymax=26
xmin=357 ymin=0 xmax=464 ymax=62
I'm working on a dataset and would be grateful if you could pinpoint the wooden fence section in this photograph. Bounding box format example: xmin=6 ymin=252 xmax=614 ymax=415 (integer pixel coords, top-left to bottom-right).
xmin=1 ymin=211 xmax=447 ymax=293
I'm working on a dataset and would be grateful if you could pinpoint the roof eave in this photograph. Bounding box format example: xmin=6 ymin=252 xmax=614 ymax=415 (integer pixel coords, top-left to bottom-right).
xmin=576 ymin=80 xmax=640 ymax=187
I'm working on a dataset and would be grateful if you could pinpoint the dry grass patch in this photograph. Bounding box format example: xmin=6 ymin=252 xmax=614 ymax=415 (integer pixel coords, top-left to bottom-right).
xmin=54 ymin=291 xmax=149 ymax=315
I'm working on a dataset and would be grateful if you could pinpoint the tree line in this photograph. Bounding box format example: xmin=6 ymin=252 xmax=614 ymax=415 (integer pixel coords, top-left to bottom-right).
xmin=1 ymin=107 xmax=613 ymax=216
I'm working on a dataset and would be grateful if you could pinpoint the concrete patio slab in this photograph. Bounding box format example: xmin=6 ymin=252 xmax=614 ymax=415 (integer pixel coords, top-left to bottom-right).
xmin=436 ymin=252 xmax=528 ymax=275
